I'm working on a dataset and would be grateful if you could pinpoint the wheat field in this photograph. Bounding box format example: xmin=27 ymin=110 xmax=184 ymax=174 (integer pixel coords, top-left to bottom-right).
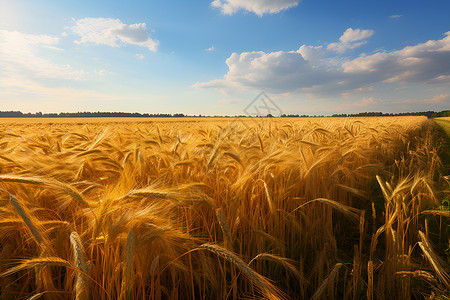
xmin=0 ymin=116 xmax=449 ymax=299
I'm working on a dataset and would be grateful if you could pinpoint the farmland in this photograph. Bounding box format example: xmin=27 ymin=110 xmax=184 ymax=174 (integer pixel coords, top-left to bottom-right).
xmin=435 ymin=118 xmax=450 ymax=138
xmin=0 ymin=116 xmax=449 ymax=299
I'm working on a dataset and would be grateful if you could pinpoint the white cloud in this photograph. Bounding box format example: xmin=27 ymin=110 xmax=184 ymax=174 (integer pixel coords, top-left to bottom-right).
xmin=136 ymin=54 xmax=145 ymax=59
xmin=0 ymin=29 xmax=117 ymax=105
xmin=205 ymin=46 xmax=215 ymax=52
xmin=193 ymin=50 xmax=332 ymax=92
xmin=0 ymin=29 xmax=85 ymax=80
xmin=96 ymin=69 xmax=107 ymax=76
xmin=389 ymin=14 xmax=403 ymax=19
xmin=297 ymin=45 xmax=326 ymax=65
xmin=399 ymin=93 xmax=450 ymax=105
xmin=342 ymin=31 xmax=450 ymax=84
xmin=339 ymin=28 xmax=374 ymax=43
xmin=218 ymin=98 xmax=243 ymax=104
xmin=43 ymin=45 xmax=64 ymax=51
xmin=0 ymin=75 xmax=120 ymax=102
xmin=61 ymin=31 xmax=68 ymax=37
xmin=71 ymin=18 xmax=159 ymax=51
xmin=423 ymin=93 xmax=449 ymax=104
xmin=354 ymin=97 xmax=382 ymax=107
xmin=211 ymin=0 xmax=300 ymax=16
xmin=194 ymin=30 xmax=450 ymax=97
xmin=327 ymin=28 xmax=374 ymax=53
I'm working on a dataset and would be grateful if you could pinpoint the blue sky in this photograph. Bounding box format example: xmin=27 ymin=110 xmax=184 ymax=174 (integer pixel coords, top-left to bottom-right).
xmin=0 ymin=0 xmax=449 ymax=115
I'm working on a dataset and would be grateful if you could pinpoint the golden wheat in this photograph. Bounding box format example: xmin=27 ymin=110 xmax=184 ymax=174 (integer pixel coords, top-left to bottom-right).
xmin=0 ymin=116 xmax=448 ymax=299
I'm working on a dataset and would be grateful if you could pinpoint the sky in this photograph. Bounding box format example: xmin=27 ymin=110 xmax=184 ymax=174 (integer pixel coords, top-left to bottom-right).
xmin=0 ymin=0 xmax=449 ymax=116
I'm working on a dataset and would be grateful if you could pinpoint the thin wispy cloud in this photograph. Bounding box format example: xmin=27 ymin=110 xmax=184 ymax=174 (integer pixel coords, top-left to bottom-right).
xmin=96 ymin=69 xmax=108 ymax=76
xmin=354 ymin=97 xmax=382 ymax=107
xmin=205 ymin=46 xmax=215 ymax=52
xmin=0 ymin=29 xmax=85 ymax=80
xmin=0 ymin=29 xmax=120 ymax=108
xmin=0 ymin=75 xmax=119 ymax=101
xmin=423 ymin=93 xmax=449 ymax=104
xmin=389 ymin=14 xmax=403 ymax=19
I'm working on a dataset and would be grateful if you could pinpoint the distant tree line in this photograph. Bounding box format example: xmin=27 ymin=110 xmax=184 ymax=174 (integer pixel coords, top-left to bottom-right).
xmin=328 ymin=111 xmax=450 ymax=118
xmin=280 ymin=110 xmax=450 ymax=118
xmin=0 ymin=111 xmax=186 ymax=118
xmin=0 ymin=110 xmax=449 ymax=118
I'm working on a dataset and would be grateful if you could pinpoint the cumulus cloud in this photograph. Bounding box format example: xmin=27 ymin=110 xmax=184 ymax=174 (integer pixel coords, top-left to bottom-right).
xmin=211 ymin=0 xmax=300 ymax=16
xmin=194 ymin=29 xmax=450 ymax=97
xmin=327 ymin=28 xmax=374 ymax=53
xmin=297 ymin=45 xmax=326 ymax=64
xmin=342 ymin=31 xmax=450 ymax=84
xmin=194 ymin=50 xmax=334 ymax=92
xmin=71 ymin=18 xmax=159 ymax=51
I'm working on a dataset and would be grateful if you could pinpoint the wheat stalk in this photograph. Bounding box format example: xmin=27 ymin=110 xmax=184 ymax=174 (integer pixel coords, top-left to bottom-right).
xmin=215 ymin=208 xmax=233 ymax=249
xmin=3 ymin=190 xmax=44 ymax=246
xmin=196 ymin=243 xmax=284 ymax=300
xmin=120 ymin=229 xmax=136 ymax=300
xmin=310 ymin=263 xmax=342 ymax=300
xmin=0 ymin=174 xmax=90 ymax=209
xmin=418 ymin=230 xmax=450 ymax=286
xmin=367 ymin=260 xmax=373 ymax=300
xmin=70 ymin=231 xmax=90 ymax=300
xmin=249 ymin=253 xmax=306 ymax=284
xmin=1 ymin=257 xmax=71 ymax=277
